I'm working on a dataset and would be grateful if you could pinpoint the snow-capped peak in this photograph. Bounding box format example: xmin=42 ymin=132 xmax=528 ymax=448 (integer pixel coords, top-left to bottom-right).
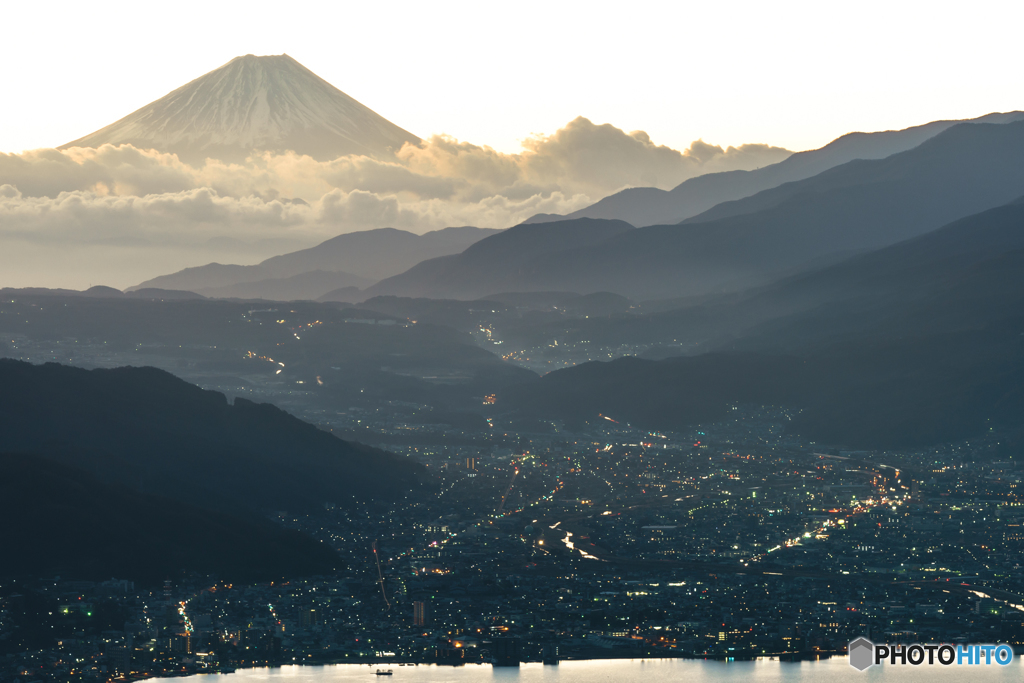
xmin=61 ymin=54 xmax=420 ymax=163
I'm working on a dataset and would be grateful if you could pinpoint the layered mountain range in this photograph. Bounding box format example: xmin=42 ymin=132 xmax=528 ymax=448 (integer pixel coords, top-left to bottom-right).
xmin=132 ymin=226 xmax=501 ymax=300
xmin=26 ymin=50 xmax=1024 ymax=460
xmin=367 ymin=119 xmax=1024 ymax=301
xmin=526 ymin=111 xmax=1024 ymax=228
xmin=502 ymin=195 xmax=1024 ymax=449
xmin=132 ymin=109 xmax=1024 ymax=305
xmin=97 ymin=55 xmax=1024 ymax=314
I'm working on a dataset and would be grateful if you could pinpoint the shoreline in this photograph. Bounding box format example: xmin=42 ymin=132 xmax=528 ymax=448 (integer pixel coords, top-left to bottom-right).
xmin=115 ymin=651 xmax=843 ymax=682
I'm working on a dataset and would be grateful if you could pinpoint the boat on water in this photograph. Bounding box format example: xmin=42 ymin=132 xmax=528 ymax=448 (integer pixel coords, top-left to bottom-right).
xmin=375 ymin=670 xmax=393 ymax=677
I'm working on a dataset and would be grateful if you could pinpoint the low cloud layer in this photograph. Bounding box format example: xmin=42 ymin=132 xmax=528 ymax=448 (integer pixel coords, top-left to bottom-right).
xmin=0 ymin=117 xmax=790 ymax=288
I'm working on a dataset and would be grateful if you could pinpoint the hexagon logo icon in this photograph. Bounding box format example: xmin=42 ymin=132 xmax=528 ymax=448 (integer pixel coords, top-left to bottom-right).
xmin=849 ymin=637 xmax=876 ymax=671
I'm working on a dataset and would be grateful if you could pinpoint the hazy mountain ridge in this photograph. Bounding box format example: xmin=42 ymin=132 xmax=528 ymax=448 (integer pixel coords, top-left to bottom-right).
xmin=682 ymin=119 xmax=1024 ymax=225
xmin=714 ymin=198 xmax=1024 ymax=351
xmin=260 ymin=226 xmax=499 ymax=280
xmin=508 ymin=196 xmax=1024 ymax=355
xmin=361 ymin=120 xmax=1024 ymax=301
xmin=0 ymin=285 xmax=204 ymax=301
xmin=527 ymin=111 xmax=1024 ymax=227
xmin=501 ymin=197 xmax=1024 ymax=449
xmin=193 ymin=269 xmax=372 ymax=301
xmin=61 ymin=54 xmax=420 ymax=163
xmin=365 ymin=218 xmax=635 ymax=300
xmin=133 ymin=226 xmax=502 ymax=300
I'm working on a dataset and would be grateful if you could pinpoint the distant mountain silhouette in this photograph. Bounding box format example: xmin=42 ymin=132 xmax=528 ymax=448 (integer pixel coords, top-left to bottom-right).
xmin=125 ymin=287 xmax=205 ymax=300
xmin=317 ymin=285 xmax=363 ymax=303
xmin=533 ymin=195 xmax=1024 ymax=352
xmin=374 ymin=120 xmax=1024 ymax=300
xmin=527 ymin=111 xmax=1024 ymax=227
xmin=0 ymin=286 xmax=203 ymax=301
xmin=0 ymin=360 xmax=423 ymax=513
xmin=365 ymin=218 xmax=634 ymax=299
xmin=196 ymin=269 xmax=372 ymax=301
xmin=501 ymin=197 xmax=1024 ymax=450
xmin=61 ymin=54 xmax=420 ymax=163
xmin=709 ymin=196 xmax=1024 ymax=352
xmin=0 ymin=453 xmax=340 ymax=584
xmin=133 ymin=226 xmax=501 ymax=299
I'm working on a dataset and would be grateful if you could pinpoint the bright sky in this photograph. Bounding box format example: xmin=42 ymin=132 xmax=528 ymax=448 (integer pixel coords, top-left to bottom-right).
xmin=3 ymin=0 xmax=1022 ymax=155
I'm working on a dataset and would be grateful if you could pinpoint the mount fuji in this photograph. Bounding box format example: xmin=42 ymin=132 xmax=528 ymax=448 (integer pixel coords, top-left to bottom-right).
xmin=60 ymin=54 xmax=420 ymax=163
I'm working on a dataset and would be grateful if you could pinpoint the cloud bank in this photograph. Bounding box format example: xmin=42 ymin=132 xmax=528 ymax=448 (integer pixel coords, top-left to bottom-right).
xmin=0 ymin=117 xmax=790 ymax=288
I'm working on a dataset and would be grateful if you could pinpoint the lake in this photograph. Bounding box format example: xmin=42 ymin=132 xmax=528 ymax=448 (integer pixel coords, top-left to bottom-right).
xmin=169 ymin=657 xmax=1024 ymax=683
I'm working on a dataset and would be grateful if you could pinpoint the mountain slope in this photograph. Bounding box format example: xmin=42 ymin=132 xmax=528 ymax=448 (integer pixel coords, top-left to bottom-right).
xmin=377 ymin=120 xmax=1024 ymax=301
xmin=61 ymin=54 xmax=420 ymax=163
xmin=260 ymin=226 xmax=501 ymax=281
xmin=512 ymin=198 xmax=1024 ymax=354
xmin=527 ymin=111 xmax=1024 ymax=227
xmin=132 ymin=226 xmax=502 ymax=295
xmin=365 ymin=218 xmax=634 ymax=300
xmin=0 ymin=453 xmax=341 ymax=583
xmin=715 ymin=197 xmax=1024 ymax=351
xmin=196 ymin=269 xmax=372 ymax=301
xmin=0 ymin=360 xmax=423 ymax=513
xmin=501 ymin=198 xmax=1024 ymax=449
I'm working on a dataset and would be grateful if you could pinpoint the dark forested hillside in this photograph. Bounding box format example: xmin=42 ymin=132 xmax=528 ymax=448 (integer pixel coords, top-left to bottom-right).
xmin=0 ymin=453 xmax=341 ymax=583
xmin=0 ymin=360 xmax=424 ymax=513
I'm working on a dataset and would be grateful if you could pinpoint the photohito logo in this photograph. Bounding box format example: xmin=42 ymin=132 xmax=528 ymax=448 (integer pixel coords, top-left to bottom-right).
xmin=848 ymin=637 xmax=1014 ymax=671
